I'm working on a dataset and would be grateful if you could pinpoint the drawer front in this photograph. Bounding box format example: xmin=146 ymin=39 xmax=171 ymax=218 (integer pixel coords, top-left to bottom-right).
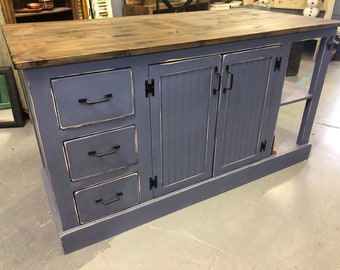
xmin=64 ymin=126 xmax=138 ymax=181
xmin=74 ymin=173 xmax=139 ymax=224
xmin=52 ymin=69 xmax=134 ymax=129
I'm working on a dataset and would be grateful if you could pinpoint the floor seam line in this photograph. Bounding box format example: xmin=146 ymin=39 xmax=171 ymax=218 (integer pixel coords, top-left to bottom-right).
xmin=314 ymin=121 xmax=340 ymax=130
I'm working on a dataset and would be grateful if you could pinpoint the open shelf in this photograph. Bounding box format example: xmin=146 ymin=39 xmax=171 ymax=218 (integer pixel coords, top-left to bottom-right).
xmin=15 ymin=7 xmax=72 ymax=18
xmin=274 ymin=125 xmax=299 ymax=154
xmin=280 ymin=80 xmax=312 ymax=106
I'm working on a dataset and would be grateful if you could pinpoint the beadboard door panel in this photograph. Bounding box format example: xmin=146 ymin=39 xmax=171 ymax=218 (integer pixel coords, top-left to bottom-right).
xmin=214 ymin=46 xmax=281 ymax=176
xmin=149 ymin=55 xmax=221 ymax=197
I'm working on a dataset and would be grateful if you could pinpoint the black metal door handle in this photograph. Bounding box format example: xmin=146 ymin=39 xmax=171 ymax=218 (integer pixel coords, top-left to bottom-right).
xmin=88 ymin=145 xmax=120 ymax=158
xmin=223 ymin=65 xmax=234 ymax=92
xmin=78 ymin=93 xmax=112 ymax=105
xmin=95 ymin=192 xmax=123 ymax=205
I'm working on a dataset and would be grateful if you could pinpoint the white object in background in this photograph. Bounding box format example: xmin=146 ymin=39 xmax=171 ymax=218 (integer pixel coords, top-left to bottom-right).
xmin=307 ymin=0 xmax=318 ymax=8
xmin=210 ymin=1 xmax=242 ymax=10
xmin=87 ymin=0 xmax=113 ymax=19
xmin=312 ymin=0 xmax=335 ymax=60
xmin=303 ymin=7 xmax=319 ymax=17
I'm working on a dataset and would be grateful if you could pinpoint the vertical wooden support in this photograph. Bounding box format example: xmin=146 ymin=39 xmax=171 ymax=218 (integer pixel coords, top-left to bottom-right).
xmin=325 ymin=0 xmax=336 ymax=18
xmin=81 ymin=0 xmax=89 ymax=19
xmin=70 ymin=0 xmax=83 ymax=20
xmin=313 ymin=0 xmax=336 ymax=60
xmin=0 ymin=0 xmax=16 ymax=24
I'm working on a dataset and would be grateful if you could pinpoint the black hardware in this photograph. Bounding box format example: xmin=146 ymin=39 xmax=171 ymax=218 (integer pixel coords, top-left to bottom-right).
xmin=95 ymin=192 xmax=123 ymax=205
xmin=260 ymin=140 xmax=267 ymax=152
xmin=274 ymin=57 xmax=282 ymax=72
xmin=327 ymin=37 xmax=339 ymax=50
xmin=78 ymin=93 xmax=112 ymax=105
xmin=155 ymin=0 xmax=198 ymax=14
xmin=88 ymin=145 xmax=120 ymax=158
xmin=213 ymin=66 xmax=222 ymax=95
xmin=149 ymin=176 xmax=158 ymax=190
xmin=145 ymin=79 xmax=155 ymax=97
xmin=224 ymin=65 xmax=234 ymax=92
xmin=213 ymin=89 xmax=220 ymax=95
xmin=271 ymin=135 xmax=276 ymax=155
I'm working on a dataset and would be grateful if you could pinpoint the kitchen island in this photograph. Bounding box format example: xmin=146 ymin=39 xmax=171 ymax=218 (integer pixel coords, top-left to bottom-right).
xmin=2 ymin=9 xmax=339 ymax=253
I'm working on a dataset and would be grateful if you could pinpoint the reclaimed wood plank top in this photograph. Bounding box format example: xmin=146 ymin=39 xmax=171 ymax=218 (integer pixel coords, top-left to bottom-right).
xmin=2 ymin=9 xmax=339 ymax=69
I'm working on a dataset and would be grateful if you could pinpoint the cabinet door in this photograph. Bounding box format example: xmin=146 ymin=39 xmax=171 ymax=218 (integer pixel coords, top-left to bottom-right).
xmin=149 ymin=55 xmax=221 ymax=197
xmin=214 ymin=46 xmax=280 ymax=175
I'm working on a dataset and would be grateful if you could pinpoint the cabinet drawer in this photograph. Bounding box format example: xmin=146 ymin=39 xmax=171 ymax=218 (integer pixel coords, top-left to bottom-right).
xmin=74 ymin=173 xmax=139 ymax=224
xmin=64 ymin=126 xmax=138 ymax=181
xmin=52 ymin=69 xmax=134 ymax=129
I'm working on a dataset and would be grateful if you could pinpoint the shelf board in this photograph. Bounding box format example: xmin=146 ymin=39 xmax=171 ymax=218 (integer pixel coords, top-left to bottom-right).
xmin=15 ymin=7 xmax=72 ymax=18
xmin=280 ymin=80 xmax=312 ymax=106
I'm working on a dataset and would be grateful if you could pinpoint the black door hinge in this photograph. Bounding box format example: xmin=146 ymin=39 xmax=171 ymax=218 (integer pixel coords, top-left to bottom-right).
xmin=145 ymin=79 xmax=155 ymax=97
xmin=260 ymin=140 xmax=267 ymax=152
xmin=274 ymin=57 xmax=282 ymax=72
xmin=149 ymin=176 xmax=158 ymax=190
xmin=213 ymin=66 xmax=221 ymax=95
xmin=213 ymin=88 xmax=220 ymax=95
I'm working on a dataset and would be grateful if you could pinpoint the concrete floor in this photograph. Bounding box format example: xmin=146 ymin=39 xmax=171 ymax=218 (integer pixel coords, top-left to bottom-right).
xmin=1 ymin=53 xmax=340 ymax=270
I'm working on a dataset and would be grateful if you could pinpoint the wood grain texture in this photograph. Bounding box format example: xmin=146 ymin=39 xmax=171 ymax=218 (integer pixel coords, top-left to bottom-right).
xmin=2 ymin=9 xmax=339 ymax=69
xmin=125 ymin=0 xmax=142 ymax=4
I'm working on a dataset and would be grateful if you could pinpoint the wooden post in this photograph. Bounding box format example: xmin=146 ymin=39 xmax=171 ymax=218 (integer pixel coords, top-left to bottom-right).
xmin=0 ymin=0 xmax=16 ymax=24
xmin=313 ymin=0 xmax=336 ymax=60
xmin=325 ymin=0 xmax=335 ymax=19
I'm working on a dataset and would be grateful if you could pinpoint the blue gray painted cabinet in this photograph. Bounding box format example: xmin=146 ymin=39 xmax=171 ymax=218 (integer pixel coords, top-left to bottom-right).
xmin=149 ymin=55 xmax=221 ymax=196
xmin=214 ymin=46 xmax=281 ymax=175
xmin=2 ymin=10 xmax=339 ymax=253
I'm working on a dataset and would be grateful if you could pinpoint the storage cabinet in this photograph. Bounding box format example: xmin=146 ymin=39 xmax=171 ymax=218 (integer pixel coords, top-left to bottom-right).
xmin=22 ymin=65 xmax=142 ymax=231
xmin=149 ymin=55 xmax=220 ymax=196
xmin=74 ymin=173 xmax=139 ymax=224
xmin=64 ymin=126 xmax=138 ymax=181
xmin=148 ymin=46 xmax=282 ymax=196
xmin=51 ymin=68 xmax=134 ymax=129
xmin=2 ymin=9 xmax=338 ymax=253
xmin=214 ymin=46 xmax=281 ymax=175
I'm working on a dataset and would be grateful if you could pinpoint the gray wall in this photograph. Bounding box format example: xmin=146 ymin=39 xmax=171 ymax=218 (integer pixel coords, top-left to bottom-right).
xmin=112 ymin=0 xmax=124 ymax=17
xmin=332 ymin=0 xmax=340 ymax=20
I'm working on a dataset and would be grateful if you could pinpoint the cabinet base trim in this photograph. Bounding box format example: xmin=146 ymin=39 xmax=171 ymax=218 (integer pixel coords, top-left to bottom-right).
xmin=51 ymin=144 xmax=311 ymax=254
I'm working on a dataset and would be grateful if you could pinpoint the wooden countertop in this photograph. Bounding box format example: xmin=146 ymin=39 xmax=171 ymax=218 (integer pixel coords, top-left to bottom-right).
xmin=2 ymin=9 xmax=339 ymax=69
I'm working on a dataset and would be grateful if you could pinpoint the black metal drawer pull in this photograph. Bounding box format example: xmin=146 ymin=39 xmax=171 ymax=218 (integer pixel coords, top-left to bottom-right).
xmin=88 ymin=145 xmax=120 ymax=158
xmin=95 ymin=192 xmax=123 ymax=205
xmin=78 ymin=93 xmax=112 ymax=105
